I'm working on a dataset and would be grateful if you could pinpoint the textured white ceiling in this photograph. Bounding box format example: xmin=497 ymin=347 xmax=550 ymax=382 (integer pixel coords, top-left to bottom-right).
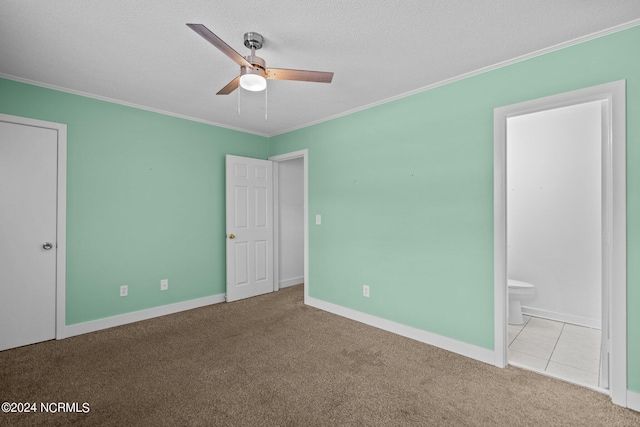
xmin=1 ymin=1 xmax=639 ymax=136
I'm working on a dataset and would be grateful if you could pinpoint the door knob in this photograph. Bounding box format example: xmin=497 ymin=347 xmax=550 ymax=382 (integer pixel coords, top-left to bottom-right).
xmin=43 ymin=242 xmax=53 ymax=250
xmin=228 ymin=234 xmax=235 ymax=239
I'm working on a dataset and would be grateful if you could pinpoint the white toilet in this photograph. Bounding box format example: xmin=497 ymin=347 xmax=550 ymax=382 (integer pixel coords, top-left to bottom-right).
xmin=508 ymin=279 xmax=535 ymax=325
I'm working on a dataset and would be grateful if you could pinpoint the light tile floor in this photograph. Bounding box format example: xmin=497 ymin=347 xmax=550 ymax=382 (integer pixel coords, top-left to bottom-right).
xmin=508 ymin=316 xmax=602 ymax=388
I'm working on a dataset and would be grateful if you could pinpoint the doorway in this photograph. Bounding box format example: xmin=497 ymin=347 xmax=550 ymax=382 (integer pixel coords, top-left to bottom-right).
xmin=0 ymin=113 xmax=67 ymax=351
xmin=273 ymin=156 xmax=304 ymax=290
xmin=270 ymin=149 xmax=309 ymax=302
xmin=506 ymin=101 xmax=603 ymax=388
xmin=493 ymin=81 xmax=627 ymax=406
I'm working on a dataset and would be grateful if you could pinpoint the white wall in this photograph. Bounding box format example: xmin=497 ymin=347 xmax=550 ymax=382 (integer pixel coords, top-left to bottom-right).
xmin=507 ymin=100 xmax=602 ymax=327
xmin=278 ymin=157 xmax=304 ymax=288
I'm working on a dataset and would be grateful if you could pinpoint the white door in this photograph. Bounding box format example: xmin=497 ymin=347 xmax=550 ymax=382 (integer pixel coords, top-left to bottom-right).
xmin=0 ymin=120 xmax=58 ymax=351
xmin=225 ymin=155 xmax=273 ymax=302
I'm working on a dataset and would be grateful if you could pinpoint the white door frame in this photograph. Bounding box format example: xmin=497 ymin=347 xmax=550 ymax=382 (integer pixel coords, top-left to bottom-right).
xmin=269 ymin=149 xmax=309 ymax=303
xmin=493 ymin=81 xmax=627 ymax=406
xmin=0 ymin=113 xmax=67 ymax=341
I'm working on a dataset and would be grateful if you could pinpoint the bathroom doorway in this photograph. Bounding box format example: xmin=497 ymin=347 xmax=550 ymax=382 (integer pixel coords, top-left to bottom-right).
xmin=493 ymin=81 xmax=627 ymax=406
xmin=507 ymin=101 xmax=603 ymax=387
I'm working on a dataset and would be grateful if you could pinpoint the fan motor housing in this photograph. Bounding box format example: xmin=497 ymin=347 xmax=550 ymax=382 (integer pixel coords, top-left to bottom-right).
xmin=242 ymin=54 xmax=266 ymax=78
xmin=244 ymin=54 xmax=266 ymax=70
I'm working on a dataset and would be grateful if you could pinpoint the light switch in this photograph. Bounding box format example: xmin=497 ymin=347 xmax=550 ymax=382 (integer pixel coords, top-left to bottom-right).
xmin=316 ymin=214 xmax=321 ymax=225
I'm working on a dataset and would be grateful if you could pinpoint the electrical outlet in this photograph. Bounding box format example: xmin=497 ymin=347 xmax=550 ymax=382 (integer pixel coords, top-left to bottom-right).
xmin=363 ymin=285 xmax=370 ymax=298
xmin=316 ymin=214 xmax=322 ymax=225
xmin=160 ymin=279 xmax=168 ymax=291
xmin=120 ymin=285 xmax=128 ymax=297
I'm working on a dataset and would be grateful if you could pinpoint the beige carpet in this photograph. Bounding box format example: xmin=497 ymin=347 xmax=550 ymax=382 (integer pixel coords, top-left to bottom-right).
xmin=1 ymin=285 xmax=638 ymax=426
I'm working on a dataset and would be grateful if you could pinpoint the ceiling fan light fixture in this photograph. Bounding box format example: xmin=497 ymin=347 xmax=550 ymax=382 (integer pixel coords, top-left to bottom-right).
xmin=239 ymin=68 xmax=266 ymax=92
xmin=186 ymin=24 xmax=333 ymax=97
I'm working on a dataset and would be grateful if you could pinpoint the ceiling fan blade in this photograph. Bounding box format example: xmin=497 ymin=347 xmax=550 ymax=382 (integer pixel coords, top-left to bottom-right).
xmin=266 ymin=68 xmax=334 ymax=83
xmin=186 ymin=23 xmax=251 ymax=68
xmin=216 ymin=76 xmax=240 ymax=95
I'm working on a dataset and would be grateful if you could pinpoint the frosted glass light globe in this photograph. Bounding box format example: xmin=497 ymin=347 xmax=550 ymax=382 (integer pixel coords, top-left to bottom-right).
xmin=240 ymin=73 xmax=267 ymax=92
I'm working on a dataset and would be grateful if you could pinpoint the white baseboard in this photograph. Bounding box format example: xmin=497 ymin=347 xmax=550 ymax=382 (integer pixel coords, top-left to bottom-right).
xmin=306 ymin=296 xmax=494 ymax=365
xmin=521 ymin=306 xmax=601 ymax=329
xmin=60 ymin=294 xmax=226 ymax=339
xmin=279 ymin=276 xmax=304 ymax=289
xmin=628 ymin=390 xmax=640 ymax=412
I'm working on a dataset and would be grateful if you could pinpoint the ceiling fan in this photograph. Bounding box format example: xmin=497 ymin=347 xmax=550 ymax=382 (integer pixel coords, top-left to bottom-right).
xmin=186 ymin=24 xmax=334 ymax=95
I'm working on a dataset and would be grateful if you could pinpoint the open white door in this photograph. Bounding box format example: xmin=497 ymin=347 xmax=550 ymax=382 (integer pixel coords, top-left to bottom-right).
xmin=0 ymin=119 xmax=58 ymax=351
xmin=225 ymin=155 xmax=273 ymax=302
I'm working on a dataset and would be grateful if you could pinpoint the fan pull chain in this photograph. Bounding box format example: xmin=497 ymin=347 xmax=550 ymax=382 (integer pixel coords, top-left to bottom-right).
xmin=237 ymin=85 xmax=241 ymax=116
xmin=265 ymin=84 xmax=268 ymax=121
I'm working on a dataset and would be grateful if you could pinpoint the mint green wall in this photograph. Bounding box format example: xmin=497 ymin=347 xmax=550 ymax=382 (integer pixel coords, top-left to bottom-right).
xmin=0 ymin=78 xmax=268 ymax=324
xmin=270 ymin=26 xmax=640 ymax=392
